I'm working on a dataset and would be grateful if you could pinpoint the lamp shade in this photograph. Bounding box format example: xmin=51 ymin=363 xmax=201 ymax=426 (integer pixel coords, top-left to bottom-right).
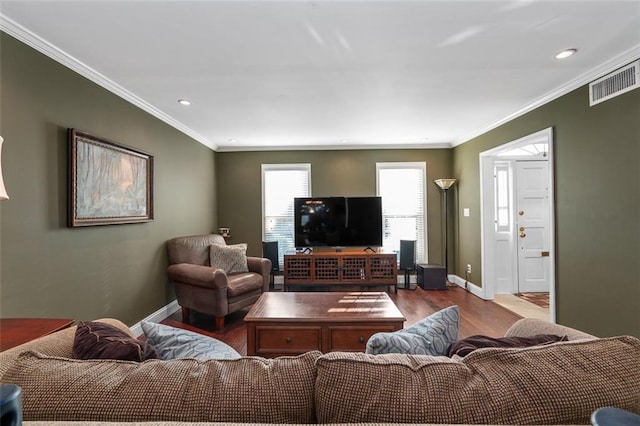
xmin=434 ymin=178 xmax=456 ymax=190
xmin=0 ymin=136 xmax=8 ymax=201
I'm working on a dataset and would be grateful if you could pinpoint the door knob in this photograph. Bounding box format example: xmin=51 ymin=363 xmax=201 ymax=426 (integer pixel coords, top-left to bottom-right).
xmin=519 ymin=232 xmax=526 ymax=238
xmin=519 ymin=210 xmax=524 ymax=216
xmin=285 ymin=337 xmax=292 ymax=344
xmin=359 ymin=336 xmax=365 ymax=343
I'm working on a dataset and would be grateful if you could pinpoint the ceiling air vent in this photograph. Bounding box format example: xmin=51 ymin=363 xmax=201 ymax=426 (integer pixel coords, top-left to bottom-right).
xmin=589 ymin=60 xmax=639 ymax=106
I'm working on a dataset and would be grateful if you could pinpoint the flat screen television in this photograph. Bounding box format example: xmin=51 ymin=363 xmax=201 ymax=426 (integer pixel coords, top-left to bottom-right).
xmin=294 ymin=196 xmax=383 ymax=248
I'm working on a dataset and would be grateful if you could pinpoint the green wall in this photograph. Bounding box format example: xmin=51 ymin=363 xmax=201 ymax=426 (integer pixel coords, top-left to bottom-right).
xmin=453 ymin=85 xmax=640 ymax=337
xmin=216 ymin=149 xmax=452 ymax=264
xmin=0 ymin=34 xmax=217 ymax=325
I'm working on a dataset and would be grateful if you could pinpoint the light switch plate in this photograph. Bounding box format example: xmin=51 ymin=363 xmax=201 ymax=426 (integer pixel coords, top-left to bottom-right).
xmin=464 ymin=208 xmax=470 ymax=217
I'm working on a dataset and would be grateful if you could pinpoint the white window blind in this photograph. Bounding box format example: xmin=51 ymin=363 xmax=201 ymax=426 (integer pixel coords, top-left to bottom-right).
xmin=262 ymin=164 xmax=311 ymax=268
xmin=376 ymin=162 xmax=427 ymax=263
xmin=494 ymin=163 xmax=511 ymax=232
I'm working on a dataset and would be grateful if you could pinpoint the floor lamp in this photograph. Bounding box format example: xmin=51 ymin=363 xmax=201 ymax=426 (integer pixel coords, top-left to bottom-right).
xmin=434 ymin=179 xmax=456 ymax=283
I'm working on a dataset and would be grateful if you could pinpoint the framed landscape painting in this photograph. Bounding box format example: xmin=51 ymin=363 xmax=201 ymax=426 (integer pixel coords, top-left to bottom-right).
xmin=68 ymin=129 xmax=154 ymax=227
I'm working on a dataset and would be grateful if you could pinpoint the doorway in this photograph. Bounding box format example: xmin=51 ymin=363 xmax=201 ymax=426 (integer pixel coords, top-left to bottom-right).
xmin=480 ymin=128 xmax=555 ymax=322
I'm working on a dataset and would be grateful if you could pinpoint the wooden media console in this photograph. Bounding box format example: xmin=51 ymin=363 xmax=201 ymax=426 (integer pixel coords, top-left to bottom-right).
xmin=283 ymin=251 xmax=397 ymax=292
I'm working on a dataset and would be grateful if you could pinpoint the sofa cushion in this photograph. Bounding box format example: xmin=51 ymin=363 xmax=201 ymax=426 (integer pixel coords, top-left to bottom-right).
xmin=72 ymin=321 xmax=159 ymax=362
xmin=140 ymin=321 xmax=241 ymax=360
xmin=316 ymin=336 xmax=640 ymax=424
xmin=210 ymin=243 xmax=248 ymax=274
xmin=366 ymin=305 xmax=459 ymax=355
xmin=448 ymin=333 xmax=569 ymax=357
xmin=3 ymin=350 xmax=320 ymax=423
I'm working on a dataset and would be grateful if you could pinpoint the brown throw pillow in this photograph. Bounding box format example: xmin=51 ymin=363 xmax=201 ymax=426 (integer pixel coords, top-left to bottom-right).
xmin=72 ymin=321 xmax=159 ymax=362
xmin=447 ymin=333 xmax=568 ymax=357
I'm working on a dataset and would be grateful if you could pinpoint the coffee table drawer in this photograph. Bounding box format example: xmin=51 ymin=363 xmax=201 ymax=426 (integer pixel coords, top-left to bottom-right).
xmin=328 ymin=325 xmax=399 ymax=351
xmin=255 ymin=326 xmax=322 ymax=353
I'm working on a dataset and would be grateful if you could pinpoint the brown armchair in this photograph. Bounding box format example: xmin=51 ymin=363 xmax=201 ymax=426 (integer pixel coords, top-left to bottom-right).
xmin=167 ymin=234 xmax=271 ymax=330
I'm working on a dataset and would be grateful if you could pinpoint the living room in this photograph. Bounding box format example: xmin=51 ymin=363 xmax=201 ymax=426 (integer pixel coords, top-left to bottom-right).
xmin=0 ymin=1 xmax=638 ymax=344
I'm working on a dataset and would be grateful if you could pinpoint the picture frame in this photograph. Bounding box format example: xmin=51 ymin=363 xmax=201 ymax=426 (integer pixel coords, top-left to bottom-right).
xmin=68 ymin=129 xmax=154 ymax=227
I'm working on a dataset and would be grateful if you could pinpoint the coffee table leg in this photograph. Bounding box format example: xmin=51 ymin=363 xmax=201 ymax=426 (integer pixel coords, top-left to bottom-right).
xmin=246 ymin=323 xmax=256 ymax=356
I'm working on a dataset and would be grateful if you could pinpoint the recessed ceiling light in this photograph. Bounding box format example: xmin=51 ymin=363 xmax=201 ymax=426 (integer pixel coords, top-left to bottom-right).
xmin=228 ymin=139 xmax=237 ymax=143
xmin=178 ymin=99 xmax=191 ymax=106
xmin=555 ymin=48 xmax=577 ymax=60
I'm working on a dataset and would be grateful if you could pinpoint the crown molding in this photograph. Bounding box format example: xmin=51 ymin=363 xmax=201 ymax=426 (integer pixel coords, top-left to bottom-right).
xmin=452 ymin=44 xmax=640 ymax=147
xmin=0 ymin=14 xmax=217 ymax=151
xmin=215 ymin=142 xmax=452 ymax=152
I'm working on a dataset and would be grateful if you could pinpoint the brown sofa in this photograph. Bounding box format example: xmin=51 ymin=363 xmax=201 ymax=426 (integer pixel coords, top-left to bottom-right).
xmin=1 ymin=318 xmax=639 ymax=426
xmin=167 ymin=234 xmax=272 ymax=329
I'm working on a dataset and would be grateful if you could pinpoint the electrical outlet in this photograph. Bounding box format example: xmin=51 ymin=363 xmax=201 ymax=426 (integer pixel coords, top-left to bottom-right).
xmin=466 ymin=264 xmax=471 ymax=274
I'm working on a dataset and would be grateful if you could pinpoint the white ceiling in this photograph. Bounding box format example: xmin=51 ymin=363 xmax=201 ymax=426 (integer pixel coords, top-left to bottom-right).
xmin=1 ymin=1 xmax=639 ymax=151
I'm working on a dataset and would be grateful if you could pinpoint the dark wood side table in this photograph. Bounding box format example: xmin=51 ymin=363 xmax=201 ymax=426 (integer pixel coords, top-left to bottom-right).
xmin=0 ymin=318 xmax=74 ymax=351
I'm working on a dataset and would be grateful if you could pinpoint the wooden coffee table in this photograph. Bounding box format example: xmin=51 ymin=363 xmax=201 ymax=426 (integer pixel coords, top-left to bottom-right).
xmin=245 ymin=292 xmax=405 ymax=357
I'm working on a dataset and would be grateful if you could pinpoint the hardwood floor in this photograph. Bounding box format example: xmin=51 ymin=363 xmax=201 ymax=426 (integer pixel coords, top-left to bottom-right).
xmin=162 ymin=286 xmax=522 ymax=356
xmin=517 ymin=292 xmax=550 ymax=308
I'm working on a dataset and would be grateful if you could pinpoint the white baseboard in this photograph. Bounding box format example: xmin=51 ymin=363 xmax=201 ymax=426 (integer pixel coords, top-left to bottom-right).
xmin=130 ymin=300 xmax=181 ymax=337
xmin=448 ymin=274 xmax=487 ymax=299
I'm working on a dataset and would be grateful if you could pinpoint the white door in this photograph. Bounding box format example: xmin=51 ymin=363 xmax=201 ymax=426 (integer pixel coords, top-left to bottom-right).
xmin=516 ymin=161 xmax=550 ymax=293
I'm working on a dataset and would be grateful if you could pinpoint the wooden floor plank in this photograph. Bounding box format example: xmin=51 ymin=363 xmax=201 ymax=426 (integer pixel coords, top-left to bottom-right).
xmin=163 ymin=286 xmax=522 ymax=356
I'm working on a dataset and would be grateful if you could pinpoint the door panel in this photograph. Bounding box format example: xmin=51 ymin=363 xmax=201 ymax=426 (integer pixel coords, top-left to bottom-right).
xmin=516 ymin=161 xmax=550 ymax=293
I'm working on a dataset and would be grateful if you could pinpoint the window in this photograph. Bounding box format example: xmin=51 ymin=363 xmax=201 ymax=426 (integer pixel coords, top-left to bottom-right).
xmin=262 ymin=164 xmax=311 ymax=268
xmin=376 ymin=162 xmax=427 ymax=262
xmin=494 ymin=162 xmax=511 ymax=232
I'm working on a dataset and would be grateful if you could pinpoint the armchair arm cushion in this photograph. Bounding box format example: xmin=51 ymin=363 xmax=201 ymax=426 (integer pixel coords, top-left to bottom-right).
xmin=247 ymin=257 xmax=272 ymax=292
xmin=247 ymin=256 xmax=272 ymax=275
xmin=504 ymin=318 xmax=596 ymax=340
xmin=167 ymin=263 xmax=228 ymax=290
xmin=0 ymin=318 xmax=132 ymax=378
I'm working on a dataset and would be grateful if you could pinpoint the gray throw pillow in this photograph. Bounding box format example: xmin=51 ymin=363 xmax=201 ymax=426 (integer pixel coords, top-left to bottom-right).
xmin=141 ymin=321 xmax=241 ymax=360
xmin=209 ymin=243 xmax=248 ymax=274
xmin=365 ymin=305 xmax=459 ymax=356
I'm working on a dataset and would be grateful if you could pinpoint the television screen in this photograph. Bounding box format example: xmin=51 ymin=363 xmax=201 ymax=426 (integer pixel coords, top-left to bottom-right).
xmin=343 ymin=197 xmax=383 ymax=246
xmin=294 ymin=196 xmax=382 ymax=248
xmin=295 ymin=197 xmax=345 ymax=247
